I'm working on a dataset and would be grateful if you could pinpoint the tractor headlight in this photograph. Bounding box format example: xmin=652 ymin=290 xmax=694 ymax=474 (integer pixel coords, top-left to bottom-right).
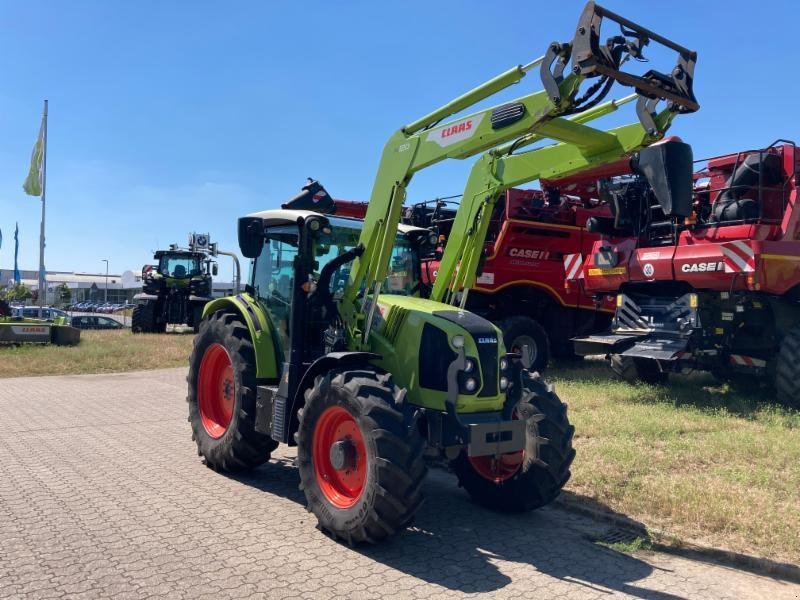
xmin=464 ymin=378 xmax=477 ymax=392
xmin=464 ymin=359 xmax=475 ymax=373
xmin=499 ymin=357 xmax=508 ymax=371
xmin=499 ymin=376 xmax=509 ymax=391
xmin=452 ymin=335 xmax=465 ymax=349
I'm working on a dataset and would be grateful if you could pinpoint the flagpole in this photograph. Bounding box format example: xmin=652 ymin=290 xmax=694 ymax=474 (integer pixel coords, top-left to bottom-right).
xmin=38 ymin=99 xmax=47 ymax=306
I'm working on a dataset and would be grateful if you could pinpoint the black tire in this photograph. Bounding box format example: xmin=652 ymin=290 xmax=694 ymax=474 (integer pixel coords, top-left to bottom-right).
xmin=776 ymin=325 xmax=800 ymax=409
xmin=296 ymin=367 xmax=426 ymax=544
xmin=450 ymin=372 xmax=575 ymax=512
xmin=191 ymin=305 xmax=204 ymax=334
xmin=610 ymin=354 xmax=668 ymax=385
xmin=187 ymin=311 xmax=279 ymax=470
xmin=131 ymin=303 xmax=152 ymax=333
xmin=499 ymin=315 xmax=550 ymax=373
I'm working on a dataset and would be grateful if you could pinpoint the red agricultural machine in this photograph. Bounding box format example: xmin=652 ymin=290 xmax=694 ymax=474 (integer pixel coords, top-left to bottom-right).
xmin=572 ymin=139 xmax=800 ymax=407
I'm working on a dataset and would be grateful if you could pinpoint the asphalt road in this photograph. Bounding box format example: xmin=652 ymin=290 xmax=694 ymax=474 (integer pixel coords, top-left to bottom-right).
xmin=1 ymin=368 xmax=797 ymax=599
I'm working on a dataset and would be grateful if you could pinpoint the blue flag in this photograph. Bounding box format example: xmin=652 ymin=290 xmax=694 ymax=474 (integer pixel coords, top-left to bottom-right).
xmin=13 ymin=223 xmax=20 ymax=284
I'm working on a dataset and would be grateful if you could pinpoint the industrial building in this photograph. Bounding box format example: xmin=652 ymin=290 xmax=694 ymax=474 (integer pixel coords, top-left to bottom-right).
xmin=1 ymin=268 xmax=236 ymax=305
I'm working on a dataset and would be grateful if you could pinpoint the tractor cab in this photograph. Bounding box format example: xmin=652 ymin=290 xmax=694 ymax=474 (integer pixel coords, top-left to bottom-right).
xmin=240 ymin=208 xmax=431 ymax=366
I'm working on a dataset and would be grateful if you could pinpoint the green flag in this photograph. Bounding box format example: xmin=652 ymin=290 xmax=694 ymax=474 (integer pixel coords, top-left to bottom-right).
xmin=23 ymin=115 xmax=45 ymax=197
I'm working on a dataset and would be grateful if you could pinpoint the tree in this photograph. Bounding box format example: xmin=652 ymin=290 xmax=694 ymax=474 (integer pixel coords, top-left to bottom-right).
xmin=0 ymin=282 xmax=33 ymax=302
xmin=56 ymin=282 xmax=71 ymax=305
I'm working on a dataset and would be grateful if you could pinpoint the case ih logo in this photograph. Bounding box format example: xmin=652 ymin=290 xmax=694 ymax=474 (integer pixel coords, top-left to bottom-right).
xmin=507 ymin=248 xmax=550 ymax=260
xmin=681 ymin=261 xmax=725 ymax=273
xmin=312 ymin=190 xmax=327 ymax=203
xmin=426 ymin=114 xmax=484 ymax=148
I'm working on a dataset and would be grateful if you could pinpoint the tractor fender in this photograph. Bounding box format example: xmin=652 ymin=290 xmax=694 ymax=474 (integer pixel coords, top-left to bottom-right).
xmin=286 ymin=351 xmax=381 ymax=445
xmin=202 ymin=295 xmax=280 ymax=380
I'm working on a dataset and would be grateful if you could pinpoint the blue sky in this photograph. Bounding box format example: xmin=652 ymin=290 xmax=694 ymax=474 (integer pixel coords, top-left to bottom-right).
xmin=0 ymin=1 xmax=797 ymax=281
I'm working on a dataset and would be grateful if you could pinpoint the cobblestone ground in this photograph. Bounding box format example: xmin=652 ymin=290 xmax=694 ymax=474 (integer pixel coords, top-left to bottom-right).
xmin=1 ymin=368 xmax=797 ymax=599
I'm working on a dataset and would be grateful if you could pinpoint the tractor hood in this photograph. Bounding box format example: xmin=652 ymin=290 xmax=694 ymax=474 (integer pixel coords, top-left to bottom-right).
xmin=365 ymin=295 xmax=508 ymax=414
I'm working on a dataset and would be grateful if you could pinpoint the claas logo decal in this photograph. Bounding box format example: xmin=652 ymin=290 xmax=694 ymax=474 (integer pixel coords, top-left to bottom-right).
xmin=426 ymin=114 xmax=484 ymax=148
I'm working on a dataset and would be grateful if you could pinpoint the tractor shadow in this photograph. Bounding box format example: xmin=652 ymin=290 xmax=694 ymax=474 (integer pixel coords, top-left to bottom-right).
xmin=233 ymin=456 xmax=683 ymax=598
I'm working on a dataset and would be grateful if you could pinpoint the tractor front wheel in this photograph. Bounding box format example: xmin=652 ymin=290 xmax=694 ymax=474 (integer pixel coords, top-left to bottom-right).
xmin=187 ymin=311 xmax=279 ymax=470
xmin=296 ymin=367 xmax=426 ymax=544
xmin=451 ymin=372 xmax=575 ymax=512
xmin=776 ymin=324 xmax=800 ymax=409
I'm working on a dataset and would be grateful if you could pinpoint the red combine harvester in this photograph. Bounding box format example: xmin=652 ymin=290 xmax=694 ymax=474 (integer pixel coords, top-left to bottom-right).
xmin=572 ymin=139 xmax=800 ymax=407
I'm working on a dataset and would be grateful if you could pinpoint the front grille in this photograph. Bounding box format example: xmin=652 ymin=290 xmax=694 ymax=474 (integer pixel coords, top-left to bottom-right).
xmin=419 ymin=323 xmax=456 ymax=391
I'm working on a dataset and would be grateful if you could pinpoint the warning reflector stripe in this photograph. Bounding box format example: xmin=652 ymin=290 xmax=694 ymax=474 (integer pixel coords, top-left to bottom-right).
xmin=563 ymin=254 xmax=584 ymax=280
xmin=721 ymin=241 xmax=755 ymax=273
xmin=729 ymin=354 xmax=766 ymax=368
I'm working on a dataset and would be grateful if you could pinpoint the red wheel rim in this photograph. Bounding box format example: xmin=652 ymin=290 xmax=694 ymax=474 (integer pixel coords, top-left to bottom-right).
xmin=312 ymin=406 xmax=367 ymax=508
xmin=198 ymin=343 xmax=235 ymax=439
xmin=468 ymin=409 xmax=524 ymax=483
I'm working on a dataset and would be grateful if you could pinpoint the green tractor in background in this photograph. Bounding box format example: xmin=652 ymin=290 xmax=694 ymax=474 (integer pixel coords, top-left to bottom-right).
xmin=132 ymin=233 xmax=219 ymax=333
xmin=187 ymin=2 xmax=699 ymax=544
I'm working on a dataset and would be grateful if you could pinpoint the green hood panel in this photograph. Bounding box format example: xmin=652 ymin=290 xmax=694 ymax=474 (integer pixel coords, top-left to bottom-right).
xmin=366 ymin=295 xmax=507 ymax=413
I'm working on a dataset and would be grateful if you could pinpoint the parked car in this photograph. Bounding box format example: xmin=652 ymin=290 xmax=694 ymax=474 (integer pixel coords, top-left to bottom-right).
xmin=70 ymin=315 xmax=124 ymax=330
xmin=12 ymin=306 xmax=70 ymax=322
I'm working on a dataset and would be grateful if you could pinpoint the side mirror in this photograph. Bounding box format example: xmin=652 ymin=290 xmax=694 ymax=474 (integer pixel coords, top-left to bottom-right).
xmin=211 ymin=264 xmax=218 ymax=276
xmin=631 ymin=141 xmax=694 ymax=218
xmin=238 ymin=217 xmax=264 ymax=259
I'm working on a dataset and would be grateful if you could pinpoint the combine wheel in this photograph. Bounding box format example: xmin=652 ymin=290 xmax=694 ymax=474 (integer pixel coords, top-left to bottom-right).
xmin=500 ymin=315 xmax=550 ymax=373
xmin=610 ymin=354 xmax=668 ymax=385
xmin=187 ymin=311 xmax=278 ymax=470
xmin=296 ymin=367 xmax=426 ymax=544
xmin=776 ymin=325 xmax=800 ymax=409
xmin=450 ymin=372 xmax=575 ymax=512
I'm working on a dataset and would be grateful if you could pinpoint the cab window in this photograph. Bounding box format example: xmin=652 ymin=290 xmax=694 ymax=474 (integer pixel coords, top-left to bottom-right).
xmin=253 ymin=225 xmax=299 ymax=358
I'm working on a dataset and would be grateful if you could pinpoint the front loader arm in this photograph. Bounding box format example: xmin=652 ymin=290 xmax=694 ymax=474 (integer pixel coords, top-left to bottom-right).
xmin=431 ymin=109 xmax=678 ymax=304
xmin=339 ymin=1 xmax=698 ymax=348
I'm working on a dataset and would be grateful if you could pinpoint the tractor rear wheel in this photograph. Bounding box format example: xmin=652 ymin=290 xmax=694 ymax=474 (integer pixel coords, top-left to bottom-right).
xmin=610 ymin=354 xmax=668 ymax=385
xmin=296 ymin=367 xmax=426 ymax=544
xmin=450 ymin=372 xmax=575 ymax=512
xmin=131 ymin=302 xmax=156 ymax=333
xmin=187 ymin=311 xmax=279 ymax=470
xmin=499 ymin=315 xmax=549 ymax=373
xmin=775 ymin=325 xmax=800 ymax=409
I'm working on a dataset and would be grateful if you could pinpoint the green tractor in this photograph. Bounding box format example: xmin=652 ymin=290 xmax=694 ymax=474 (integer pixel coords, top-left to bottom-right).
xmin=187 ymin=2 xmax=698 ymax=543
xmin=132 ymin=234 xmax=219 ymax=333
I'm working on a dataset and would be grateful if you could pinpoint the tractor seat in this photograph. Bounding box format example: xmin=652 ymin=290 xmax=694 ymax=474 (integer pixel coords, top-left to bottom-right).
xmin=173 ymin=265 xmax=187 ymax=277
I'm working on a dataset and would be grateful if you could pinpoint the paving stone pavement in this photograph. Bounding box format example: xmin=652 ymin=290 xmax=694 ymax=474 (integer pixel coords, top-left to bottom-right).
xmin=1 ymin=368 xmax=797 ymax=600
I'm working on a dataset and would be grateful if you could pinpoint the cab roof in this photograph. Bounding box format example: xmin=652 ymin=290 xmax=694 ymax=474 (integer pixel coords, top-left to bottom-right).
xmin=245 ymin=208 xmax=427 ymax=235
